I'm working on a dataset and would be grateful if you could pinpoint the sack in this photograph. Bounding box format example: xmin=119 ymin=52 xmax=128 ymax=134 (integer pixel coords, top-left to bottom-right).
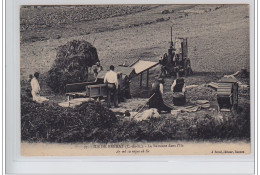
xmin=173 ymin=92 xmax=185 ymax=98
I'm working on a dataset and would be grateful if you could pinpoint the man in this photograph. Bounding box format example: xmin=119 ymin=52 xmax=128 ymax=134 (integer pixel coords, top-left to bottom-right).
xmin=92 ymin=61 xmax=103 ymax=79
xmin=148 ymin=78 xmax=172 ymax=113
xmin=171 ymin=78 xmax=186 ymax=106
xmin=31 ymin=72 xmax=49 ymax=103
xmin=104 ymin=65 xmax=119 ymax=108
xmin=174 ymin=39 xmax=182 ymax=67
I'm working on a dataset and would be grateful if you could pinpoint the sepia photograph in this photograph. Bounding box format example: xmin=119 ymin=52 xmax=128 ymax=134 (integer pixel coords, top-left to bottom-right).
xmin=20 ymin=4 xmax=251 ymax=156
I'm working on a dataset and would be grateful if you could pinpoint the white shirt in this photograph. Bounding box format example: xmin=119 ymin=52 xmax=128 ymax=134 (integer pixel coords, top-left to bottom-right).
xmin=104 ymin=70 xmax=118 ymax=88
xmin=159 ymin=84 xmax=163 ymax=95
xmin=175 ymin=39 xmax=182 ymax=54
xmin=31 ymin=77 xmax=40 ymax=94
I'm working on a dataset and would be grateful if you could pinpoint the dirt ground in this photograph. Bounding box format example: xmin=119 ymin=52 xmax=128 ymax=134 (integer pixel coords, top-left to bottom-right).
xmin=20 ymin=4 xmax=250 ymax=126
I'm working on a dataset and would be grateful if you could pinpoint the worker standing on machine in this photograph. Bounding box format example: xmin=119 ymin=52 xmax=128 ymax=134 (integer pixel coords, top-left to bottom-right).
xmin=104 ymin=65 xmax=119 ymax=108
xmin=149 ymin=78 xmax=172 ymax=113
xmin=92 ymin=61 xmax=103 ymax=79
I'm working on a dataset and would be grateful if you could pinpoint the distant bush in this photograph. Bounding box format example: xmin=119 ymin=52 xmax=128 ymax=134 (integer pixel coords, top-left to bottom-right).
xmin=47 ymin=40 xmax=99 ymax=93
xmin=155 ymin=18 xmax=165 ymax=22
xmin=162 ymin=10 xmax=170 ymax=14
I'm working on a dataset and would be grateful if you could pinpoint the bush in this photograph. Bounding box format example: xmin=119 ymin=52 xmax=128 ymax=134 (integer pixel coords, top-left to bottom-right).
xmin=47 ymin=40 xmax=99 ymax=93
xmin=21 ymin=95 xmax=250 ymax=143
xmin=21 ymin=95 xmax=117 ymax=143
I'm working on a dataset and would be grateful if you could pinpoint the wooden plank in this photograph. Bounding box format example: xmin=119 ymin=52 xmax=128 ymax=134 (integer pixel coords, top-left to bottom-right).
xmin=131 ymin=60 xmax=159 ymax=75
xmin=217 ymin=89 xmax=231 ymax=91
xmin=66 ymin=81 xmax=96 ymax=93
xmin=217 ymin=89 xmax=231 ymax=92
xmin=218 ymin=86 xmax=232 ymax=89
xmin=87 ymin=84 xmax=107 ymax=88
xmin=146 ymin=70 xmax=149 ymax=88
xmin=208 ymin=82 xmax=218 ymax=90
xmin=140 ymin=72 xmax=143 ymax=87
xmin=217 ymin=92 xmax=231 ymax=95
xmin=86 ymin=84 xmax=108 ymax=98
xmin=129 ymin=59 xmax=140 ymax=67
xmin=218 ymin=88 xmax=232 ymax=90
xmin=66 ymin=92 xmax=86 ymax=96
xmin=218 ymin=85 xmax=233 ymax=88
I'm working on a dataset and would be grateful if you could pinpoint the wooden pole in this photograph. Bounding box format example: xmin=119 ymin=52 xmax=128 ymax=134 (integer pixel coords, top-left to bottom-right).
xmin=176 ymin=68 xmax=180 ymax=79
xmin=171 ymin=27 xmax=172 ymax=43
xmin=146 ymin=70 xmax=149 ymax=88
xmin=133 ymin=93 xmax=155 ymax=117
xmin=140 ymin=73 xmax=143 ymax=87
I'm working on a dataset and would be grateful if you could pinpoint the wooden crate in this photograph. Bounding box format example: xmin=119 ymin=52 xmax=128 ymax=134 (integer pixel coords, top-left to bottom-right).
xmin=86 ymin=84 xmax=108 ymax=98
xmin=65 ymin=81 xmax=96 ymax=101
xmin=217 ymin=82 xmax=238 ymax=111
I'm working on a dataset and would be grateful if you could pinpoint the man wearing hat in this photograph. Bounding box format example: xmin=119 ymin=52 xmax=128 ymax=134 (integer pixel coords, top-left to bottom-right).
xmin=148 ymin=78 xmax=172 ymax=113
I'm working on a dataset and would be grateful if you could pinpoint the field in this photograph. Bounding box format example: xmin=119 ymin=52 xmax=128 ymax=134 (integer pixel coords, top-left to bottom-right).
xmin=20 ymin=4 xmax=250 ymax=143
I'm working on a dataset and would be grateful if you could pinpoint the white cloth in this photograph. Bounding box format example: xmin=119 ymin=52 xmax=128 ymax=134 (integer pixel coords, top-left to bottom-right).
xmin=31 ymin=77 xmax=48 ymax=103
xmin=104 ymin=70 xmax=118 ymax=88
xmin=130 ymin=108 xmax=160 ymax=121
xmin=171 ymin=80 xmax=185 ymax=93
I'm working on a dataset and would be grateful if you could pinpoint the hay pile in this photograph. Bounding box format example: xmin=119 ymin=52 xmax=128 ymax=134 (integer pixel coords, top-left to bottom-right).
xmin=21 ymin=96 xmax=117 ymax=143
xmin=47 ymin=40 xmax=99 ymax=93
xmin=21 ymin=93 xmax=250 ymax=143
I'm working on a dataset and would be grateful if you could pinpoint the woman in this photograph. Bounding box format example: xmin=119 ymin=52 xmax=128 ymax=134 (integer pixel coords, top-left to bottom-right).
xmin=149 ymin=78 xmax=172 ymax=113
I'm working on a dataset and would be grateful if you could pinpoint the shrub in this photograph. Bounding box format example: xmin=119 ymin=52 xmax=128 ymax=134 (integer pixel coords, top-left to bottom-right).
xmin=21 ymin=95 xmax=250 ymax=143
xmin=21 ymin=95 xmax=117 ymax=143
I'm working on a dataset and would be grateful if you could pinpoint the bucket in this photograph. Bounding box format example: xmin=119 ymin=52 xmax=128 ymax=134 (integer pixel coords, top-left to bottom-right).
xmin=173 ymin=92 xmax=186 ymax=106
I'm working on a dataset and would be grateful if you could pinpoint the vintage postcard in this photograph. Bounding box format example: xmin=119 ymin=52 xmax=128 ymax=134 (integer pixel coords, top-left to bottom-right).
xmin=20 ymin=4 xmax=251 ymax=156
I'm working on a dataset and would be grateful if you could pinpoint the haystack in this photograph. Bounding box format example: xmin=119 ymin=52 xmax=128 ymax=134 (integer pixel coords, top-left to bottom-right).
xmin=47 ymin=40 xmax=99 ymax=93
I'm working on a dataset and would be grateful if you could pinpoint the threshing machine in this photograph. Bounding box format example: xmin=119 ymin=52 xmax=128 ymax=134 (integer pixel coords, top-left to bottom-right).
xmin=160 ymin=27 xmax=192 ymax=77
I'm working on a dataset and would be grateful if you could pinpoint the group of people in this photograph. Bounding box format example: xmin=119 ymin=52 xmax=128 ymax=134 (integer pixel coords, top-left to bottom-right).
xmin=103 ymin=64 xmax=186 ymax=113
xmin=148 ymin=77 xmax=186 ymax=113
xmin=28 ymin=62 xmax=185 ymax=112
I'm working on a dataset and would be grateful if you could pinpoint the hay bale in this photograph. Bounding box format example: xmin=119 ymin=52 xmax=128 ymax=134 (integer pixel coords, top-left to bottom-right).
xmin=47 ymin=40 xmax=99 ymax=93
